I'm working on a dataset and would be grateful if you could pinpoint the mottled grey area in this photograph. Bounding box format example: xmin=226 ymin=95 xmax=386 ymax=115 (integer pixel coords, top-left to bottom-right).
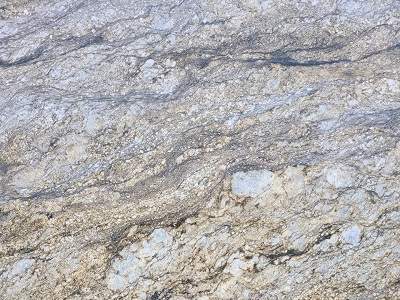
xmin=0 ymin=0 xmax=400 ymax=299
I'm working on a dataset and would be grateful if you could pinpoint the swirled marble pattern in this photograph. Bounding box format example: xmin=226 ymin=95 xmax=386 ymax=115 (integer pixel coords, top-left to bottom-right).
xmin=1 ymin=0 xmax=400 ymax=299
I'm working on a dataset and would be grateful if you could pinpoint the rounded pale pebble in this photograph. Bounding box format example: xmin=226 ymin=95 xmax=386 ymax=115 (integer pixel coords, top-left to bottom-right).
xmin=139 ymin=228 xmax=172 ymax=258
xmin=149 ymin=228 xmax=172 ymax=245
xmin=227 ymin=258 xmax=246 ymax=277
xmin=8 ymin=259 xmax=35 ymax=278
xmin=325 ymin=166 xmax=354 ymax=189
xmin=342 ymin=225 xmax=362 ymax=246
xmin=142 ymin=59 xmax=155 ymax=68
xmin=231 ymin=169 xmax=273 ymax=197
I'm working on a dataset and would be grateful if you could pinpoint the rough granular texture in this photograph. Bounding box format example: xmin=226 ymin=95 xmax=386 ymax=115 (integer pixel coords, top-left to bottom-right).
xmin=1 ymin=0 xmax=400 ymax=299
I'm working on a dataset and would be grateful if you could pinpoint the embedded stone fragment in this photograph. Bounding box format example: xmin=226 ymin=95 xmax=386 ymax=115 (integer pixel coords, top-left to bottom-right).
xmin=342 ymin=225 xmax=363 ymax=246
xmin=231 ymin=169 xmax=273 ymax=197
xmin=325 ymin=166 xmax=354 ymax=189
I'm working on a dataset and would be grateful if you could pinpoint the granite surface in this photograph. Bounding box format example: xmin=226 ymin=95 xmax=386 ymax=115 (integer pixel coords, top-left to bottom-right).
xmin=1 ymin=0 xmax=400 ymax=299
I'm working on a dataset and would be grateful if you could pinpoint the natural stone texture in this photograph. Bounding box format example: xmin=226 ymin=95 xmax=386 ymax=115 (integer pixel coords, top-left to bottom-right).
xmin=1 ymin=0 xmax=400 ymax=299
xmin=342 ymin=225 xmax=362 ymax=246
xmin=231 ymin=169 xmax=273 ymax=197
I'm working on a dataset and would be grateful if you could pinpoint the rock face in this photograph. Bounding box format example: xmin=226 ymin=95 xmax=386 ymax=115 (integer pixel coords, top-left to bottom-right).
xmin=231 ymin=169 xmax=273 ymax=197
xmin=0 ymin=0 xmax=400 ymax=299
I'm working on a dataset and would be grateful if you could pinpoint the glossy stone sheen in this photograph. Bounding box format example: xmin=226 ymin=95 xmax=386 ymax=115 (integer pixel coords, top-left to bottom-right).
xmin=1 ymin=0 xmax=400 ymax=299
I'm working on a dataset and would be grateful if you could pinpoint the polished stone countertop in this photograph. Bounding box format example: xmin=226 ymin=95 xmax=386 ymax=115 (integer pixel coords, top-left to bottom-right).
xmin=0 ymin=0 xmax=400 ymax=299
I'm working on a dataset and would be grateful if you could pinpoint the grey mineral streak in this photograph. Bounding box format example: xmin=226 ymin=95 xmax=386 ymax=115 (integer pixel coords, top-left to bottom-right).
xmin=0 ymin=0 xmax=400 ymax=299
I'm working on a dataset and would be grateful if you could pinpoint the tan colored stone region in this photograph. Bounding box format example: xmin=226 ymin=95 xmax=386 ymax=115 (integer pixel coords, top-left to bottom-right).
xmin=1 ymin=0 xmax=400 ymax=299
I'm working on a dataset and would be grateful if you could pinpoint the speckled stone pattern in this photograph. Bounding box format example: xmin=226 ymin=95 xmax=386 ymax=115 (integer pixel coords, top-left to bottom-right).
xmin=0 ymin=0 xmax=400 ymax=299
